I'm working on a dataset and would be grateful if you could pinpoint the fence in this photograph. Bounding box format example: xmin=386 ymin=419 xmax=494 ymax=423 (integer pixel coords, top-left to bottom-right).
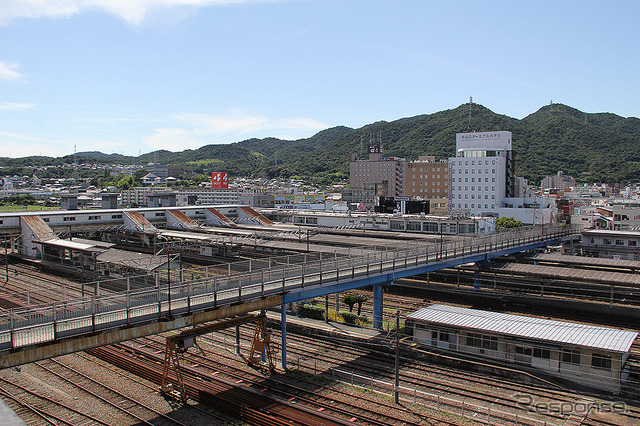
xmin=0 ymin=223 xmax=580 ymax=352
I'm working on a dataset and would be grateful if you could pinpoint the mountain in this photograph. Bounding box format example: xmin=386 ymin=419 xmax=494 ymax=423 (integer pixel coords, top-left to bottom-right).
xmin=155 ymin=102 xmax=640 ymax=184
xmin=2 ymin=103 xmax=639 ymax=184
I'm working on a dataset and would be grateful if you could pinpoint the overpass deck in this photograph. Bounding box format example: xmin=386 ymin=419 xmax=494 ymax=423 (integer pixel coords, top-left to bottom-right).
xmin=0 ymin=224 xmax=579 ymax=367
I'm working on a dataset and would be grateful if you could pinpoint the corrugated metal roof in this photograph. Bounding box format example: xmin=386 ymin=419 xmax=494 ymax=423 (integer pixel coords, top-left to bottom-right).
xmin=407 ymin=305 xmax=638 ymax=353
xmin=97 ymin=248 xmax=170 ymax=272
xmin=496 ymin=263 xmax=640 ymax=286
xmin=123 ymin=211 xmax=157 ymax=233
xmin=21 ymin=215 xmax=56 ymax=241
xmin=167 ymin=209 xmax=197 ymax=225
xmin=160 ymin=230 xmax=218 ymax=241
xmin=38 ymin=239 xmax=104 ymax=252
xmin=532 ymin=253 xmax=640 ymax=269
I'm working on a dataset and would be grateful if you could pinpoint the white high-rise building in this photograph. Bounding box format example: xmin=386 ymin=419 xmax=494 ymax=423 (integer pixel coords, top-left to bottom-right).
xmin=449 ymin=131 xmax=515 ymax=215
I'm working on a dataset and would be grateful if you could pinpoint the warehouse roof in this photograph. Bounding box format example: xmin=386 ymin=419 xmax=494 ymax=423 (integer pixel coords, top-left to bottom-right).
xmin=407 ymin=304 xmax=637 ymax=353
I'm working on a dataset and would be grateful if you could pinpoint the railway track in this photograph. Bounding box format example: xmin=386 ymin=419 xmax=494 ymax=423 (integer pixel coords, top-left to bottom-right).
xmin=199 ymin=324 xmax=570 ymax=425
xmin=89 ymin=345 xmax=361 ymax=426
xmin=35 ymin=358 xmax=185 ymax=426
xmin=124 ymin=336 xmax=456 ymax=426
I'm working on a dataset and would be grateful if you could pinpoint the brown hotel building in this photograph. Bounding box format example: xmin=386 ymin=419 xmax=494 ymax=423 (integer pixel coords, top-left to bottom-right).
xmin=349 ymin=149 xmax=449 ymax=211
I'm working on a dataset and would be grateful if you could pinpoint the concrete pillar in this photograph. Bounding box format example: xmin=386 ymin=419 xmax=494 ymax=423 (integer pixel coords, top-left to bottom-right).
xmin=372 ymin=283 xmax=386 ymax=329
xmin=474 ymin=269 xmax=481 ymax=291
xmin=281 ymin=298 xmax=288 ymax=370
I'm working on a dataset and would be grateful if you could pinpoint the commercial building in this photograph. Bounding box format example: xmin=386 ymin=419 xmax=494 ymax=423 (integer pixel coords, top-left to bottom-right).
xmin=593 ymin=205 xmax=640 ymax=230
xmin=581 ymin=229 xmax=640 ymax=260
xmin=542 ymin=171 xmax=576 ymax=192
xmin=402 ymin=156 xmax=449 ymax=200
xmin=121 ymin=187 xmax=243 ymax=207
xmin=408 ymin=304 xmax=637 ymax=393
xmin=349 ymin=144 xmax=449 ymax=208
xmin=349 ymin=145 xmax=405 ymax=198
xmin=448 ymin=131 xmax=514 ymax=215
xmin=262 ymin=209 xmax=494 ymax=234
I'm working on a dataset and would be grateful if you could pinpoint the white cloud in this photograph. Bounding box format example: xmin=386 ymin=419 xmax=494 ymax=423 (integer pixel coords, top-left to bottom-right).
xmin=0 ymin=131 xmax=61 ymax=157
xmin=0 ymin=0 xmax=278 ymax=26
xmin=142 ymin=127 xmax=200 ymax=151
xmin=0 ymin=62 xmax=23 ymax=81
xmin=0 ymin=102 xmax=35 ymax=111
xmin=0 ymin=130 xmax=132 ymax=158
xmin=142 ymin=110 xmax=328 ymax=151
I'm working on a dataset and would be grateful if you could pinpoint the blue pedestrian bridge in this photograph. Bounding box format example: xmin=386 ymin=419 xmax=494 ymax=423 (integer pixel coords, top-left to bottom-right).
xmin=0 ymin=224 xmax=580 ymax=368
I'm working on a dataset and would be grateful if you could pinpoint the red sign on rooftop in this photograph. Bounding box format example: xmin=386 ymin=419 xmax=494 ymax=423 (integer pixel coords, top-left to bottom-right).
xmin=212 ymin=172 xmax=229 ymax=189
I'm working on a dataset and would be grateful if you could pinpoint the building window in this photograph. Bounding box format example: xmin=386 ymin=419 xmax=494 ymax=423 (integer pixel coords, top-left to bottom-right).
xmin=112 ymin=214 xmax=122 ymax=219
xmin=591 ymin=353 xmax=612 ymax=370
xmin=482 ymin=336 xmax=498 ymax=350
xmin=466 ymin=333 xmax=482 ymax=347
xmin=562 ymin=349 xmax=581 ymax=365
xmin=516 ymin=346 xmax=532 ymax=356
xmin=533 ymin=348 xmax=550 ymax=359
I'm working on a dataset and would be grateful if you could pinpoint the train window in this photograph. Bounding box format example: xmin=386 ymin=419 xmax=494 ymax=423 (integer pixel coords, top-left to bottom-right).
xmin=516 ymin=346 xmax=532 ymax=356
xmin=629 ymin=241 xmax=637 ymax=246
xmin=616 ymin=240 xmax=624 ymax=245
xmin=0 ymin=220 xmax=3 ymax=224
xmin=591 ymin=353 xmax=611 ymax=370
xmin=562 ymin=349 xmax=581 ymax=365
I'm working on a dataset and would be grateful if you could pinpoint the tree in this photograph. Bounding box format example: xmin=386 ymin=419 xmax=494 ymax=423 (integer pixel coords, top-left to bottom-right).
xmin=116 ymin=175 xmax=136 ymax=190
xmin=134 ymin=169 xmax=149 ymax=180
xmin=353 ymin=294 xmax=368 ymax=316
xmin=342 ymin=294 xmax=368 ymax=315
xmin=496 ymin=216 xmax=524 ymax=229
xmin=342 ymin=294 xmax=358 ymax=312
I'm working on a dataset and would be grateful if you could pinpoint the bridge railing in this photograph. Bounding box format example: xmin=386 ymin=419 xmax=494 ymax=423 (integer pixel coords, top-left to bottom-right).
xmin=0 ymin=223 xmax=580 ymax=352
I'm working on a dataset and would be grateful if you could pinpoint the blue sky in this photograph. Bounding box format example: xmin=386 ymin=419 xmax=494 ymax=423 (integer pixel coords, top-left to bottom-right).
xmin=0 ymin=0 xmax=638 ymax=158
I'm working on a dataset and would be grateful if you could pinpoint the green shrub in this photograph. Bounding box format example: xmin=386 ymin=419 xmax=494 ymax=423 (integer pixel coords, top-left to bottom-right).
xmin=340 ymin=311 xmax=358 ymax=324
xmin=298 ymin=304 xmax=325 ymax=320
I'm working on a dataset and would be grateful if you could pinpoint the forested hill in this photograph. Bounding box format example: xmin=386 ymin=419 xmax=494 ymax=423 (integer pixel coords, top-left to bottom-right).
xmin=153 ymin=102 xmax=639 ymax=185
xmin=2 ymin=103 xmax=639 ymax=185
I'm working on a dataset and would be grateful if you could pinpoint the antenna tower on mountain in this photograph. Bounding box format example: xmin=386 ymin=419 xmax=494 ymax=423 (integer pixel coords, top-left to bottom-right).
xmin=468 ymin=96 xmax=473 ymax=129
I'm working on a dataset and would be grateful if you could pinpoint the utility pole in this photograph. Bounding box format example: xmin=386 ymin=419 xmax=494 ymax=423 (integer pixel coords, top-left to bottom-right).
xmin=167 ymin=244 xmax=171 ymax=317
xmin=394 ymin=310 xmax=400 ymax=404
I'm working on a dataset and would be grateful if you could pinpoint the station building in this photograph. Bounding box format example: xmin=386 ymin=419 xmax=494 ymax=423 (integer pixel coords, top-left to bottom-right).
xmin=408 ymin=304 xmax=638 ymax=393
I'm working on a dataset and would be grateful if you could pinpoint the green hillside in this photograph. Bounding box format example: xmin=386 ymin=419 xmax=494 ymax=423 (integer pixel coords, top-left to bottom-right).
xmin=2 ymin=103 xmax=639 ymax=185
xmin=147 ymin=102 xmax=640 ymax=185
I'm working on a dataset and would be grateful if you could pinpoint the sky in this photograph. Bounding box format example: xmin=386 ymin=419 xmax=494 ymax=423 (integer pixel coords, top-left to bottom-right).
xmin=0 ymin=0 xmax=638 ymax=158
